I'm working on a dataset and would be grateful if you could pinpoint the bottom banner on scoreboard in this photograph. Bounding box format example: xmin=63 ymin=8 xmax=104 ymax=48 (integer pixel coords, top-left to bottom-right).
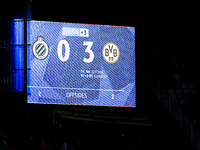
xmin=27 ymin=82 xmax=135 ymax=107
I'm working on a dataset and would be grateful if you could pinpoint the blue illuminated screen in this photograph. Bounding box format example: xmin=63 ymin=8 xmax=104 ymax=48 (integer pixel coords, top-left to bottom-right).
xmin=27 ymin=21 xmax=135 ymax=107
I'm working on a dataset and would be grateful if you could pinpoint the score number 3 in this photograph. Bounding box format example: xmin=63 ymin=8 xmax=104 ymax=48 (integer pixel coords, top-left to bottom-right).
xmin=58 ymin=40 xmax=94 ymax=63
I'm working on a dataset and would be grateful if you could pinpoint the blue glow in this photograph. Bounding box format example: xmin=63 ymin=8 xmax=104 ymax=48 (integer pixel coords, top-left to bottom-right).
xmin=11 ymin=21 xmax=24 ymax=45
xmin=14 ymin=70 xmax=24 ymax=92
xmin=14 ymin=19 xmax=24 ymax=21
xmin=27 ymin=70 xmax=31 ymax=93
xmin=11 ymin=21 xmax=24 ymax=91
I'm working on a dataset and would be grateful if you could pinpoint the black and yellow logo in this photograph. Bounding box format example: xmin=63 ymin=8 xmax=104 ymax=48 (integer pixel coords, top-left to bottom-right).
xmin=102 ymin=42 xmax=120 ymax=63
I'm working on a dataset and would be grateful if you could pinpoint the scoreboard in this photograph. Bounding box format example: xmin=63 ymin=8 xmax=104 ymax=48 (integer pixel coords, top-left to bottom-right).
xmin=27 ymin=21 xmax=135 ymax=107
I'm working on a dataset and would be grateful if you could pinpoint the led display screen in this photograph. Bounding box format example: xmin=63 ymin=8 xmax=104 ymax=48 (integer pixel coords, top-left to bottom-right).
xmin=27 ymin=21 xmax=135 ymax=107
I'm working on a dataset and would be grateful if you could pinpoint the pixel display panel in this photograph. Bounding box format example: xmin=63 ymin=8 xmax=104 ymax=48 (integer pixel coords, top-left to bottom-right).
xmin=27 ymin=21 xmax=136 ymax=107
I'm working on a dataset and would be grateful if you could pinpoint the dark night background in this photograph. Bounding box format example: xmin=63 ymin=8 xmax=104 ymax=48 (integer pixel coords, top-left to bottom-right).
xmin=0 ymin=1 xmax=199 ymax=150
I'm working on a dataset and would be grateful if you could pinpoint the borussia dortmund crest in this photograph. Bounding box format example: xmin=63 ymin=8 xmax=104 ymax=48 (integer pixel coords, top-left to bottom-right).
xmin=32 ymin=36 xmax=49 ymax=60
xmin=102 ymin=42 xmax=120 ymax=63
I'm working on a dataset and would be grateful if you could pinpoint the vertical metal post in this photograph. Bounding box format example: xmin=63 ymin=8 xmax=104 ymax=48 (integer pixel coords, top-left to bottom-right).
xmin=24 ymin=0 xmax=28 ymax=142
xmin=24 ymin=0 xmax=27 ymax=94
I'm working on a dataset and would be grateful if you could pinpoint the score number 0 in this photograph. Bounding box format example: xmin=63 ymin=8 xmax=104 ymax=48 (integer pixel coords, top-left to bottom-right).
xmin=58 ymin=40 xmax=94 ymax=63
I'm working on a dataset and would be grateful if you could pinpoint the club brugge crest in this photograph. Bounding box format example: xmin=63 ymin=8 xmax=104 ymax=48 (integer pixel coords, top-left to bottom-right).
xmin=32 ymin=36 xmax=49 ymax=60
